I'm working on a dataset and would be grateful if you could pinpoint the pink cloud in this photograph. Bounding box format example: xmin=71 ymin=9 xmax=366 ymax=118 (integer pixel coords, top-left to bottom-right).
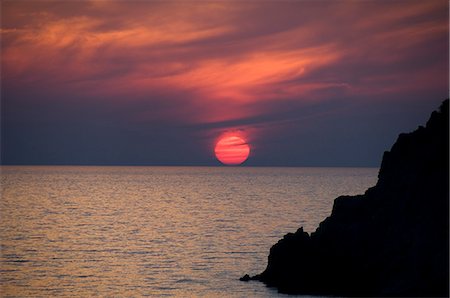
xmin=2 ymin=0 xmax=448 ymax=129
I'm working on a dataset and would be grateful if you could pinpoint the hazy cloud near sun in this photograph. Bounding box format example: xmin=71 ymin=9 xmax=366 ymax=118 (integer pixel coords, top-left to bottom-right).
xmin=1 ymin=0 xmax=448 ymax=165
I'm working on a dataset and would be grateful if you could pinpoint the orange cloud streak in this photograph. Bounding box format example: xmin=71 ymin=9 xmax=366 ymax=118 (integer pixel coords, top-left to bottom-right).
xmin=2 ymin=0 xmax=448 ymax=126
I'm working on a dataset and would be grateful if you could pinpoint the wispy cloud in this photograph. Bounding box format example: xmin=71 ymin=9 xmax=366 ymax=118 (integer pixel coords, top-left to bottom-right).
xmin=1 ymin=0 xmax=448 ymax=165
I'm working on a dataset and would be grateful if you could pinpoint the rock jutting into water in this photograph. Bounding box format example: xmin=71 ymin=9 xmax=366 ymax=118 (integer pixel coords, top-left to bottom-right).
xmin=241 ymin=99 xmax=449 ymax=297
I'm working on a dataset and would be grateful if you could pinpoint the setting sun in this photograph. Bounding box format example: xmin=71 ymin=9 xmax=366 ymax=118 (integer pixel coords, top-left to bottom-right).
xmin=214 ymin=135 xmax=250 ymax=165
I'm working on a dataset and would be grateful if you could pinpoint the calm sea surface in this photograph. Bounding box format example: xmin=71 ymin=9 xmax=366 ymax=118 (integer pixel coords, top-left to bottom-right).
xmin=1 ymin=166 xmax=378 ymax=297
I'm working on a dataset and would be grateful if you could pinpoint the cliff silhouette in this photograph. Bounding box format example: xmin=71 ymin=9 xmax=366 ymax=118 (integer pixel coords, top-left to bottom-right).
xmin=241 ymin=99 xmax=449 ymax=297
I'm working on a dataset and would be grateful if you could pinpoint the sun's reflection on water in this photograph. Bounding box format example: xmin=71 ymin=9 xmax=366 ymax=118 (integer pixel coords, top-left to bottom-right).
xmin=1 ymin=166 xmax=377 ymax=297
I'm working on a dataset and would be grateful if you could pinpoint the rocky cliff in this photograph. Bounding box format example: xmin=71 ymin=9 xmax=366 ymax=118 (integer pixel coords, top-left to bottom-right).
xmin=242 ymin=100 xmax=449 ymax=297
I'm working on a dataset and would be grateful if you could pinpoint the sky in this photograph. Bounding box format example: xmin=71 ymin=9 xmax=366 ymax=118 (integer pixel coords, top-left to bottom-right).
xmin=1 ymin=0 xmax=448 ymax=166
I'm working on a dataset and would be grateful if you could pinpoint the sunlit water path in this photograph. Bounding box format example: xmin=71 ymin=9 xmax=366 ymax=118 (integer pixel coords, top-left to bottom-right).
xmin=1 ymin=166 xmax=377 ymax=297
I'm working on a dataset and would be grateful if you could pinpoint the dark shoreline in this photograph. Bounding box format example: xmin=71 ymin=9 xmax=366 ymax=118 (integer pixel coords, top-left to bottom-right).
xmin=242 ymin=99 xmax=449 ymax=297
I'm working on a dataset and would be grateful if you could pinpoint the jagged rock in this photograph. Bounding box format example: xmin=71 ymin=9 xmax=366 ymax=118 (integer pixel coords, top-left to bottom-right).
xmin=240 ymin=274 xmax=251 ymax=281
xmin=244 ymin=99 xmax=449 ymax=297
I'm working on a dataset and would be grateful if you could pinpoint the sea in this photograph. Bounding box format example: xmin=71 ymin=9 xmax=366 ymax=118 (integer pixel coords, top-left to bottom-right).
xmin=1 ymin=166 xmax=378 ymax=297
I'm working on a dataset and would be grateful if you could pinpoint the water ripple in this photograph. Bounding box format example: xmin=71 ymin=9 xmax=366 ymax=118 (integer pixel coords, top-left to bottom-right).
xmin=1 ymin=166 xmax=377 ymax=297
